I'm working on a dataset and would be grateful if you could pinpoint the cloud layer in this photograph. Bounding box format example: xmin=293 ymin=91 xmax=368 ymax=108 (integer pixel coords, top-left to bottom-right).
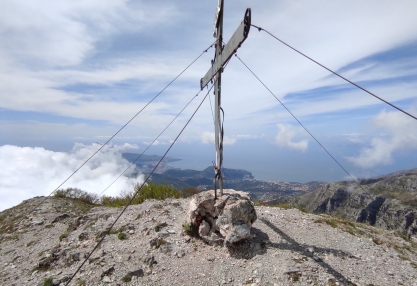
xmin=0 ymin=143 xmax=144 ymax=211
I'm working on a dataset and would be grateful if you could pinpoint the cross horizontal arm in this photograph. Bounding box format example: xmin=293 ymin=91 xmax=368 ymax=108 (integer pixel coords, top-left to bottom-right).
xmin=200 ymin=8 xmax=251 ymax=90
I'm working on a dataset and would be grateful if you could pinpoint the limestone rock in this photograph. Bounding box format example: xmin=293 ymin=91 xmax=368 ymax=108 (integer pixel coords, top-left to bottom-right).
xmin=127 ymin=269 xmax=144 ymax=278
xmin=142 ymin=255 xmax=156 ymax=267
xmin=199 ymin=220 xmax=210 ymax=237
xmin=101 ymin=265 xmax=115 ymax=278
xmin=32 ymin=219 xmax=44 ymax=226
xmin=89 ymin=249 xmax=104 ymax=264
xmin=52 ymin=213 xmax=71 ymax=223
xmin=186 ymin=189 xmax=257 ymax=244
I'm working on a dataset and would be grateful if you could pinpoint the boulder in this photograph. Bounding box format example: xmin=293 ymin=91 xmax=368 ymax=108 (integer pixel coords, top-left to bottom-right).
xmin=127 ymin=269 xmax=144 ymax=278
xmin=185 ymin=189 xmax=257 ymax=244
xmin=142 ymin=255 xmax=156 ymax=267
xmin=101 ymin=265 xmax=115 ymax=278
xmin=52 ymin=213 xmax=71 ymax=223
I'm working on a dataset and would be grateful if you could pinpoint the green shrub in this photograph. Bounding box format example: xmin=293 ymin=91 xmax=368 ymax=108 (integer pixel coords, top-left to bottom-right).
xmin=325 ymin=219 xmax=338 ymax=228
xmin=99 ymin=183 xmax=180 ymax=207
xmin=183 ymin=223 xmax=199 ymax=237
xmin=133 ymin=183 xmax=180 ymax=203
xmin=26 ymin=240 xmax=36 ymax=247
xmin=180 ymin=187 xmax=200 ymax=198
xmin=252 ymin=199 xmax=269 ymax=206
xmin=122 ymin=274 xmax=132 ymax=282
xmin=59 ymin=231 xmax=70 ymax=242
xmin=43 ymin=277 xmax=53 ymax=286
xmin=156 ymin=238 xmax=166 ymax=248
xmin=272 ymin=201 xmax=292 ymax=209
xmin=54 ymin=188 xmax=98 ymax=205
xmin=296 ymin=206 xmax=307 ymax=213
xmin=372 ymin=237 xmax=383 ymax=245
xmin=118 ymin=232 xmax=127 ymax=240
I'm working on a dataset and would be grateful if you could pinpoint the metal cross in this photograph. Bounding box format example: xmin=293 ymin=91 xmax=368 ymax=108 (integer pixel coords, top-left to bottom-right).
xmin=200 ymin=1 xmax=251 ymax=199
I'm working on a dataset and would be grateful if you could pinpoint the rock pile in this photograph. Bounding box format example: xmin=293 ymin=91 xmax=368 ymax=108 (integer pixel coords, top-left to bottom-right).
xmin=185 ymin=189 xmax=257 ymax=244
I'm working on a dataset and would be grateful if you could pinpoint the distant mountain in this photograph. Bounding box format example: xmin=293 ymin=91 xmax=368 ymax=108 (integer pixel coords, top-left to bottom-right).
xmin=149 ymin=166 xmax=252 ymax=189
xmin=121 ymin=153 xmax=324 ymax=201
xmin=149 ymin=165 xmax=323 ymax=201
xmin=122 ymin=153 xmax=181 ymax=174
xmin=294 ymin=168 xmax=417 ymax=235
xmin=122 ymin=153 xmax=181 ymax=164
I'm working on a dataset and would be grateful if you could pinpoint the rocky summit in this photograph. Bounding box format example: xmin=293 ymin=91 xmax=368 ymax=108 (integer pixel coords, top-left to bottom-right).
xmin=1 ymin=192 xmax=417 ymax=286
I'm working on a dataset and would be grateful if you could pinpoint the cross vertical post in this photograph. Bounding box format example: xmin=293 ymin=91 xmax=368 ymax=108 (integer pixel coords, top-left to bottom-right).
xmin=200 ymin=2 xmax=251 ymax=200
xmin=214 ymin=0 xmax=224 ymax=198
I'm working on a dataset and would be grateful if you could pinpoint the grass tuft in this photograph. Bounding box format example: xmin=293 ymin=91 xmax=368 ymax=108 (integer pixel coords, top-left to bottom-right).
xmin=183 ymin=223 xmax=199 ymax=237
xmin=118 ymin=232 xmax=127 ymax=240
xmin=43 ymin=277 xmax=54 ymax=286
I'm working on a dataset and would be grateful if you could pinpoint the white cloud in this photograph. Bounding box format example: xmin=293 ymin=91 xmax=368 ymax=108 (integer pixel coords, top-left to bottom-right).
xmin=0 ymin=143 xmax=144 ymax=211
xmin=142 ymin=140 xmax=167 ymax=146
xmin=0 ymin=0 xmax=176 ymax=67
xmin=201 ymin=132 xmax=214 ymax=145
xmin=223 ymin=137 xmax=237 ymax=145
xmin=107 ymin=143 xmax=140 ymax=152
xmin=200 ymin=132 xmax=236 ymax=145
xmin=236 ymin=134 xmax=258 ymax=140
xmin=275 ymin=124 xmax=308 ymax=152
xmin=340 ymin=133 xmax=364 ymax=143
xmin=347 ymin=109 xmax=417 ymax=168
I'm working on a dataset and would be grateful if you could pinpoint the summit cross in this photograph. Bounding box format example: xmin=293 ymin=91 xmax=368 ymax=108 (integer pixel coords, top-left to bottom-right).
xmin=200 ymin=1 xmax=251 ymax=199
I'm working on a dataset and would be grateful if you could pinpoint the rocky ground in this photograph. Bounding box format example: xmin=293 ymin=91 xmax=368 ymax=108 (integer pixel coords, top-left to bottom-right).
xmin=1 ymin=193 xmax=417 ymax=286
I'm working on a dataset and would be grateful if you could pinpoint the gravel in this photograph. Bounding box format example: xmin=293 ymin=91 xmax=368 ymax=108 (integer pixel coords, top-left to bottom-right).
xmin=0 ymin=195 xmax=416 ymax=286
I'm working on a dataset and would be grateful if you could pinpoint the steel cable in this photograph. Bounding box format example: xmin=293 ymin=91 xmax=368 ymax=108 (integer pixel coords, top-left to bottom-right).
xmin=95 ymin=89 xmax=203 ymax=201
xmin=251 ymin=24 xmax=417 ymax=121
xmin=65 ymin=81 xmax=216 ymax=286
xmin=235 ymin=53 xmax=408 ymax=234
xmin=16 ymin=42 xmax=215 ymax=227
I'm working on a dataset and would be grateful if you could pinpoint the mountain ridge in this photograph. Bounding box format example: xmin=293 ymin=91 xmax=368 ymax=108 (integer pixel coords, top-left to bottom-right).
xmin=294 ymin=168 xmax=417 ymax=236
xmin=122 ymin=153 xmax=325 ymax=201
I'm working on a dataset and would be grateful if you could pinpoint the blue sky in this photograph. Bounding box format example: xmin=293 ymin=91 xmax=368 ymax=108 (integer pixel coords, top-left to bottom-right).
xmin=1 ymin=0 xmax=417 ymax=210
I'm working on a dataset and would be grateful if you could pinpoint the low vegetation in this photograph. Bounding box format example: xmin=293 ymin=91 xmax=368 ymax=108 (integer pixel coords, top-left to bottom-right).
xmin=369 ymin=184 xmax=417 ymax=208
xmin=54 ymin=184 xmax=199 ymax=208
xmin=118 ymin=232 xmax=127 ymax=240
xmin=43 ymin=277 xmax=54 ymax=286
xmin=183 ymin=222 xmax=199 ymax=237
xmin=122 ymin=274 xmax=133 ymax=282
xmin=59 ymin=230 xmax=71 ymax=242
xmin=54 ymin=188 xmax=99 ymax=205
xmin=0 ymin=209 xmax=23 ymax=236
xmin=26 ymin=240 xmax=36 ymax=247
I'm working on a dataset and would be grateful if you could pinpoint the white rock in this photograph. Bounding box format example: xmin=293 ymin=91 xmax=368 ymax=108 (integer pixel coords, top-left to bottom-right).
xmin=186 ymin=189 xmax=257 ymax=244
